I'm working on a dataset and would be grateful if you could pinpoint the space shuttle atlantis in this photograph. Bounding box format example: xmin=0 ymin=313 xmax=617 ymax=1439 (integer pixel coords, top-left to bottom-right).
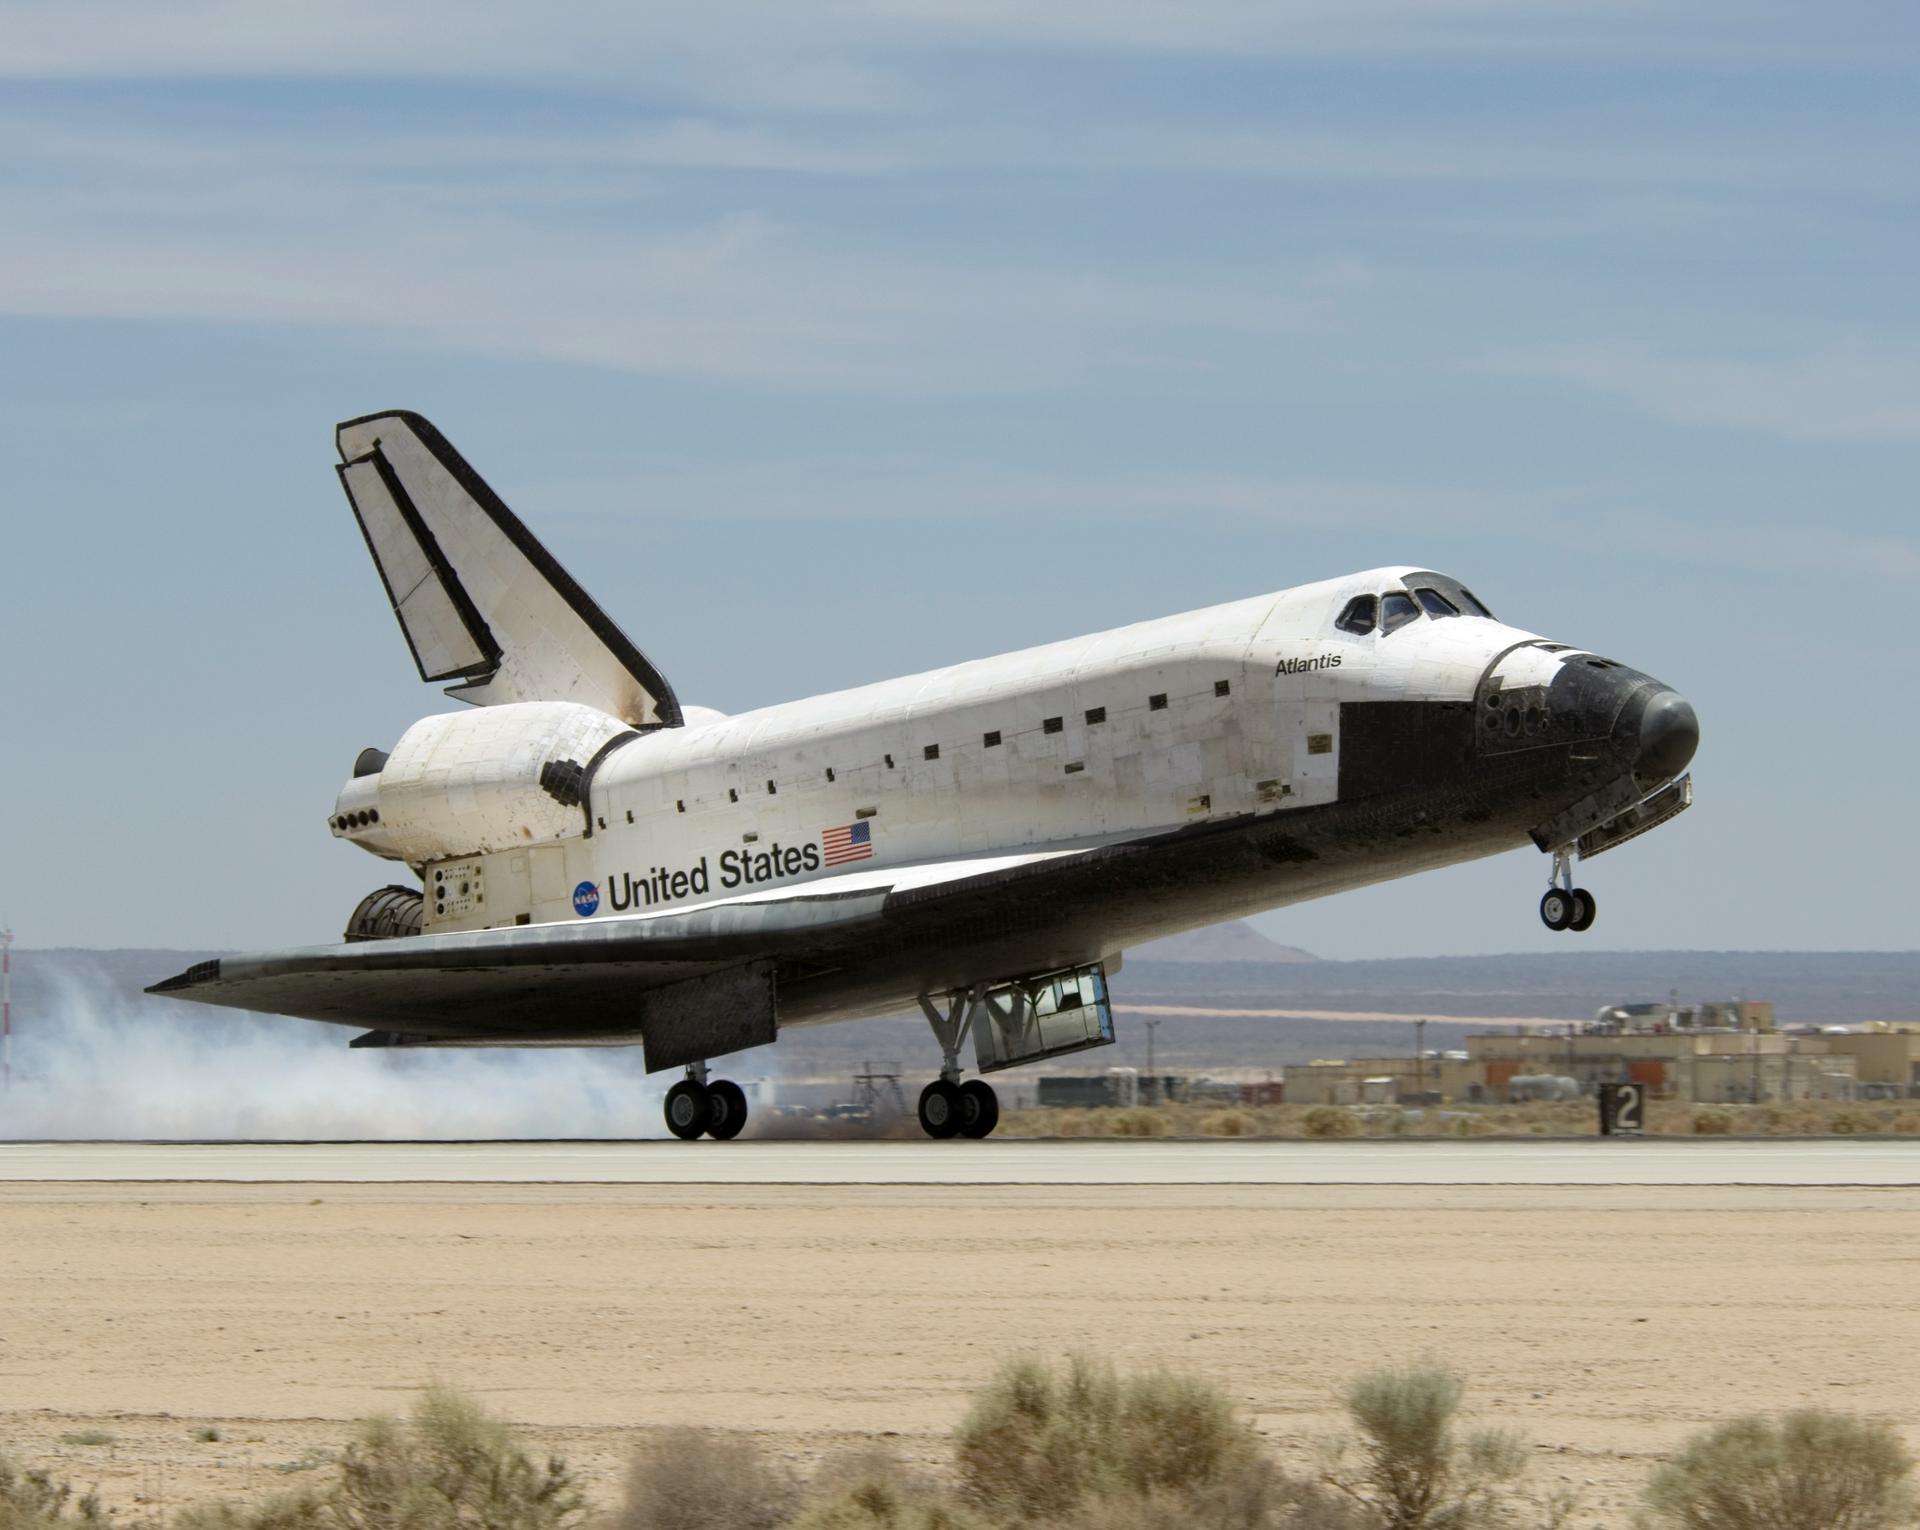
xmin=153 ymin=411 xmax=1700 ymax=1139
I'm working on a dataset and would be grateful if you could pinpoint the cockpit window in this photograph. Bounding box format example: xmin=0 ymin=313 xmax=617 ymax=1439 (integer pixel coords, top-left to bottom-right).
xmin=1456 ymin=587 xmax=1493 ymax=619
xmin=1380 ymin=591 xmax=1421 ymax=634
xmin=1335 ymin=594 xmax=1377 ymax=635
xmin=1414 ymin=587 xmax=1460 ymax=618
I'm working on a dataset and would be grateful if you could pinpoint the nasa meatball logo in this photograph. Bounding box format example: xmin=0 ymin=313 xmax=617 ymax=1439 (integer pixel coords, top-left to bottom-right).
xmin=572 ymin=881 xmax=600 ymax=918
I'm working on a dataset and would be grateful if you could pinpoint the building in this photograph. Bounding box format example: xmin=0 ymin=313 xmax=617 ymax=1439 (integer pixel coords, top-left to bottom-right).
xmin=1459 ymin=1028 xmax=1854 ymax=1104
xmin=1280 ymin=1056 xmax=1438 ymax=1106
xmin=1814 ymin=1025 xmax=1920 ymax=1098
xmin=1281 ymin=999 xmax=1868 ymax=1107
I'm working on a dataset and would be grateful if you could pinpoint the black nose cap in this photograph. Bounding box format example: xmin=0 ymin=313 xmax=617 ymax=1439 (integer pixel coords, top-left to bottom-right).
xmin=1637 ymin=689 xmax=1698 ymax=783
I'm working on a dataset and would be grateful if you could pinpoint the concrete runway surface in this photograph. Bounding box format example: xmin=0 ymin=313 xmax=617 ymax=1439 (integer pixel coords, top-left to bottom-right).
xmin=1 ymin=1137 xmax=1915 ymax=1183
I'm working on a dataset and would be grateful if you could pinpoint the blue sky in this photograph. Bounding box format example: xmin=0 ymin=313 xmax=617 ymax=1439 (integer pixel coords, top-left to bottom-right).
xmin=0 ymin=1 xmax=1914 ymax=958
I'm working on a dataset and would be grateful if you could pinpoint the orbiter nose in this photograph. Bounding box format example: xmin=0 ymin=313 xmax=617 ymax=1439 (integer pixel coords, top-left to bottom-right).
xmin=1635 ymin=689 xmax=1699 ymax=785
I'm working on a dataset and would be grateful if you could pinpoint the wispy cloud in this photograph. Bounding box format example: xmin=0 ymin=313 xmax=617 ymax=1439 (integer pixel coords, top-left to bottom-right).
xmin=0 ymin=1 xmax=1740 ymax=84
xmin=0 ymin=116 xmax=1369 ymax=388
xmin=530 ymin=458 xmax=1505 ymax=529
xmin=1621 ymin=519 xmax=1920 ymax=580
xmin=1493 ymin=344 xmax=1920 ymax=443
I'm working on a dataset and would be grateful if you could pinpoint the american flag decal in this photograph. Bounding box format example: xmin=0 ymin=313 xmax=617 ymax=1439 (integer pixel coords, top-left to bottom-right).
xmin=821 ymin=820 xmax=873 ymax=866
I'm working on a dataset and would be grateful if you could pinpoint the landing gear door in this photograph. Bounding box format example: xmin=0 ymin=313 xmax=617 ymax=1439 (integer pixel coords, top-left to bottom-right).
xmin=971 ymin=963 xmax=1116 ymax=1075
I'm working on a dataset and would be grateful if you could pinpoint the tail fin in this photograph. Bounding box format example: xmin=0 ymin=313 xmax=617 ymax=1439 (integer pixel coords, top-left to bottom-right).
xmin=335 ymin=411 xmax=681 ymax=728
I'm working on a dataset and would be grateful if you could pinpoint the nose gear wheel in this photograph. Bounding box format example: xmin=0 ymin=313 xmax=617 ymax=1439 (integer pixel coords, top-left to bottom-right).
xmin=1567 ymin=888 xmax=1597 ymax=931
xmin=1540 ymin=849 xmax=1598 ymax=933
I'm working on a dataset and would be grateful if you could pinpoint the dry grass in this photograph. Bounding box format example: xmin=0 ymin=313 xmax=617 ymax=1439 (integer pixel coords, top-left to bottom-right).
xmin=327 ymin=1388 xmax=583 ymax=1530
xmin=173 ymin=1495 xmax=326 ymax=1530
xmin=1643 ymin=1409 xmax=1916 ymax=1530
xmin=0 ymin=1453 xmax=104 ymax=1530
xmin=784 ymin=1445 xmax=987 ymax=1530
xmin=952 ymin=1353 xmax=1305 ymax=1528
xmin=8 ymin=1365 xmax=1917 ymax=1530
xmin=614 ymin=1426 xmax=799 ymax=1530
xmin=162 ymin=1386 xmax=585 ymax=1530
xmin=1320 ymin=1362 xmax=1571 ymax=1530
xmin=998 ymin=1097 xmax=1920 ymax=1139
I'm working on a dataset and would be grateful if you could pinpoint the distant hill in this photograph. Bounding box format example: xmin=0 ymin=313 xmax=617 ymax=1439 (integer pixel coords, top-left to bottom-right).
xmin=1119 ymin=949 xmax=1920 ymax=1027
xmin=4 ymin=945 xmax=1917 ymax=1136
xmin=1127 ymin=922 xmax=1316 ymax=964
xmin=8 ymin=945 xmax=1918 ymax=1086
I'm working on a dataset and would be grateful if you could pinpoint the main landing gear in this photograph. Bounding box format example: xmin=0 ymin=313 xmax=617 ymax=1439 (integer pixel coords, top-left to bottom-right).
xmin=917 ymin=1078 xmax=1000 ymax=1140
xmin=663 ymin=1062 xmax=749 ymax=1141
xmin=914 ymin=989 xmax=1001 ymax=1139
xmin=1539 ymin=849 xmax=1597 ymax=933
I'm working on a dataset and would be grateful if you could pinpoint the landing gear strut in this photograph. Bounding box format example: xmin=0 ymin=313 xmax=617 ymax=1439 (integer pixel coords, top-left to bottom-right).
xmin=1540 ymin=849 xmax=1597 ymax=933
xmin=664 ymin=1062 xmax=750 ymax=1140
xmin=913 ymin=990 xmax=1001 ymax=1139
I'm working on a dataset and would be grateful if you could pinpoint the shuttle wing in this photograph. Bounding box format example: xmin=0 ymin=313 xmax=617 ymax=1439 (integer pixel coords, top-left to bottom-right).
xmin=149 ymin=884 xmax=891 ymax=1060
xmin=335 ymin=411 xmax=681 ymax=728
xmin=146 ymin=838 xmax=1160 ymax=1052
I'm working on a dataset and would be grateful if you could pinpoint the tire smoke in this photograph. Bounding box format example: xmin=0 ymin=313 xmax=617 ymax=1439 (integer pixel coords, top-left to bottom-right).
xmin=1 ymin=959 xmax=669 ymax=1140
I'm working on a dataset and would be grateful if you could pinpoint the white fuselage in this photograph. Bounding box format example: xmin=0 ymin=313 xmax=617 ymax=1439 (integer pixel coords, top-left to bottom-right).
xmin=332 ymin=566 xmax=1553 ymax=946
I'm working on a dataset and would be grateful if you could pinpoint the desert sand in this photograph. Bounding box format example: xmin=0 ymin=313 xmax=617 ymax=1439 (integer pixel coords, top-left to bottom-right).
xmin=2 ymin=1181 xmax=1916 ymax=1526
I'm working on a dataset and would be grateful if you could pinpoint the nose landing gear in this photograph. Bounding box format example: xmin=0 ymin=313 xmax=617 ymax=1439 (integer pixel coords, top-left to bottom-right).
xmin=1540 ymin=850 xmax=1597 ymax=933
xmin=663 ymin=1063 xmax=749 ymax=1140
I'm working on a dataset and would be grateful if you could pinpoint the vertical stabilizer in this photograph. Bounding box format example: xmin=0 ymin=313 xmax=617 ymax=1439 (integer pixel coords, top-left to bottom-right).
xmin=335 ymin=411 xmax=681 ymax=728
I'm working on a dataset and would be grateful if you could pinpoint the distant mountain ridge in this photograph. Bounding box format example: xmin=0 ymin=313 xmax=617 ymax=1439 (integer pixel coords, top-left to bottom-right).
xmin=1127 ymin=922 xmax=1316 ymax=963
xmin=12 ymin=944 xmax=1919 ymax=1046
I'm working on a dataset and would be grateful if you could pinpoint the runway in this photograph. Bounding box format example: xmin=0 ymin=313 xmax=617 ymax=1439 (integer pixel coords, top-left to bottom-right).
xmin=1 ymin=1137 xmax=1915 ymax=1184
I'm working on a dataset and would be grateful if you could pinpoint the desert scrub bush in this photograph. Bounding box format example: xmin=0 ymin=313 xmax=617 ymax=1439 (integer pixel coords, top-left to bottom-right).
xmin=1643 ymin=1408 xmax=1915 ymax=1530
xmin=1322 ymin=1361 xmax=1566 ymax=1530
xmin=54 ymin=1434 xmax=112 ymax=1450
xmin=173 ymin=1494 xmax=328 ymax=1530
xmin=614 ymin=1426 xmax=798 ymax=1530
xmin=1827 ymin=1107 xmax=1880 ymax=1135
xmin=1302 ymin=1107 xmax=1361 ymax=1139
xmin=787 ymin=1480 xmax=993 ymax=1530
xmin=331 ymin=1385 xmax=585 ymax=1530
xmin=787 ymin=1447 xmax=989 ymax=1530
xmin=1203 ymin=1109 xmax=1257 ymax=1137
xmin=1106 ymin=1108 xmax=1171 ymax=1138
xmin=0 ymin=1454 xmax=103 ymax=1530
xmin=953 ymin=1353 xmax=1279 ymax=1525
xmin=1691 ymin=1108 xmax=1736 ymax=1136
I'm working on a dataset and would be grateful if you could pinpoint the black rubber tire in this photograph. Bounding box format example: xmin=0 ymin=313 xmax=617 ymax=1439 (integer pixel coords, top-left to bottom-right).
xmin=918 ymin=1080 xmax=962 ymax=1139
xmin=664 ymin=1080 xmax=711 ymax=1140
xmin=958 ymin=1080 xmax=1000 ymax=1139
xmin=1568 ymin=888 xmax=1597 ymax=932
xmin=1540 ymin=889 xmax=1574 ymax=932
xmin=706 ymin=1079 xmax=749 ymax=1140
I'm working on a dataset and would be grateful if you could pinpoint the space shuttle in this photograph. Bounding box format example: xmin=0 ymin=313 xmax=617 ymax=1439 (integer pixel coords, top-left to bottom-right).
xmin=152 ymin=411 xmax=1700 ymax=1140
